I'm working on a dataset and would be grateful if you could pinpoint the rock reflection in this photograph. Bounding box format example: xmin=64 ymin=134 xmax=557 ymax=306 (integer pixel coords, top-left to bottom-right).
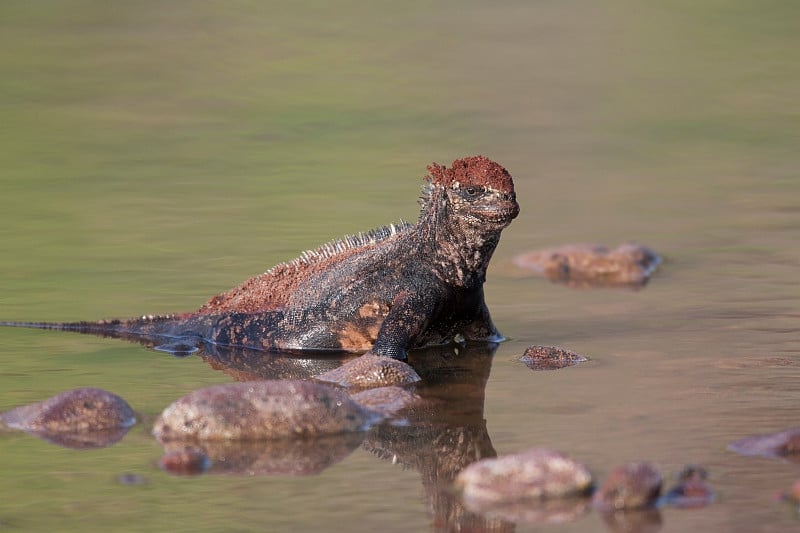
xmin=599 ymin=508 xmax=663 ymax=533
xmin=158 ymin=342 xmax=682 ymax=531
xmin=159 ymin=432 xmax=365 ymax=476
xmin=194 ymin=341 xmax=516 ymax=531
xmin=24 ymin=426 xmax=133 ymax=449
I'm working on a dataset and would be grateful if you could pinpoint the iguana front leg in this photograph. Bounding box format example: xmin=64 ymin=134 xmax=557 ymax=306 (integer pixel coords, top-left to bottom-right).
xmin=370 ymin=290 xmax=439 ymax=361
xmin=314 ymin=290 xmax=440 ymax=388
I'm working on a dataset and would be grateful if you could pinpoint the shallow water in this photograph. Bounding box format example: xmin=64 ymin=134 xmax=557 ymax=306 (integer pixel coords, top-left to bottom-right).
xmin=1 ymin=2 xmax=799 ymax=532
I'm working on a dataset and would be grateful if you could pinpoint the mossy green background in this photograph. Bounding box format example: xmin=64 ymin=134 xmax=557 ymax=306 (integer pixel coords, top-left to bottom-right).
xmin=1 ymin=1 xmax=799 ymax=531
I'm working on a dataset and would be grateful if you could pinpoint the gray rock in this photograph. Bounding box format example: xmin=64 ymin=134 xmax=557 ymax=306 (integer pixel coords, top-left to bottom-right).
xmin=455 ymin=447 xmax=593 ymax=507
xmin=1 ymin=387 xmax=136 ymax=433
xmin=153 ymin=380 xmax=376 ymax=441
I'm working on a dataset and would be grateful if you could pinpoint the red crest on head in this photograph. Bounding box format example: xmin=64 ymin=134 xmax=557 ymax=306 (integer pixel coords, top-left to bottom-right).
xmin=426 ymin=155 xmax=514 ymax=192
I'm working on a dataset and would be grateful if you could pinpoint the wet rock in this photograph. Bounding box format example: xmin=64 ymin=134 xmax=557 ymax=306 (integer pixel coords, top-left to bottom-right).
xmin=520 ymin=345 xmax=588 ymax=371
xmin=513 ymin=242 xmax=661 ymax=289
xmin=153 ymin=380 xmax=375 ymax=441
xmin=728 ymin=426 xmax=800 ymax=460
xmin=1 ymin=387 xmax=136 ymax=434
xmin=349 ymin=386 xmax=421 ymax=418
xmin=455 ymin=448 xmax=593 ymax=508
xmin=593 ymin=462 xmax=662 ymax=511
xmin=159 ymin=432 xmax=364 ymax=476
xmin=314 ymin=353 xmax=421 ymax=388
xmin=158 ymin=447 xmax=212 ymax=476
xmin=661 ymin=465 xmax=714 ymax=508
xmin=117 ymin=473 xmax=148 ymax=486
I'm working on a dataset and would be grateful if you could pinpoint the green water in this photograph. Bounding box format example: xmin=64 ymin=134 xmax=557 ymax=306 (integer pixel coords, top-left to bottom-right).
xmin=2 ymin=1 xmax=800 ymax=531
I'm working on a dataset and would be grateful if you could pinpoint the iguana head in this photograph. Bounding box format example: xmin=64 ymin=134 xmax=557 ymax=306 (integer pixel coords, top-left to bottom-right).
xmin=425 ymin=155 xmax=520 ymax=230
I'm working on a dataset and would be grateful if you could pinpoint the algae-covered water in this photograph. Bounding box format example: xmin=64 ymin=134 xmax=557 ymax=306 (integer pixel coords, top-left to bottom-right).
xmin=1 ymin=2 xmax=799 ymax=532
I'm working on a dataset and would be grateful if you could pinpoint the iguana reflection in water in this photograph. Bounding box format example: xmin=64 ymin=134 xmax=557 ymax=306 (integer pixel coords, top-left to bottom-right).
xmin=177 ymin=341 xmax=516 ymax=532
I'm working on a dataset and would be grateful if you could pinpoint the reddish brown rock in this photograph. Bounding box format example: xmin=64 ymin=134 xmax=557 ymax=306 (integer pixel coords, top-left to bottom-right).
xmin=153 ymin=380 xmax=376 ymax=441
xmin=520 ymin=345 xmax=588 ymax=371
xmin=455 ymin=448 xmax=593 ymax=506
xmin=593 ymin=462 xmax=662 ymax=511
xmin=1 ymin=387 xmax=136 ymax=433
xmin=513 ymin=242 xmax=661 ymax=288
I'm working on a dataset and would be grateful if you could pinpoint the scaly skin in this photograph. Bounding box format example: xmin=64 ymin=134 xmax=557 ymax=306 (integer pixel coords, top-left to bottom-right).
xmin=1 ymin=156 xmax=519 ymax=362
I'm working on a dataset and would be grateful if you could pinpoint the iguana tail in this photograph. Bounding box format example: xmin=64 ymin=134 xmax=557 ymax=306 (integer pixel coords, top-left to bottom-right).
xmin=0 ymin=314 xmax=205 ymax=353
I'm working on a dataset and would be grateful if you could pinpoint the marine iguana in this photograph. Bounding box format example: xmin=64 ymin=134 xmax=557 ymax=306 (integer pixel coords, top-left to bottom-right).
xmin=2 ymin=156 xmax=519 ymax=363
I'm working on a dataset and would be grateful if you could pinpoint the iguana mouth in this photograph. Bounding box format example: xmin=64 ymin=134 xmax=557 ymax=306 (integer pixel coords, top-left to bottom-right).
xmin=473 ymin=200 xmax=520 ymax=223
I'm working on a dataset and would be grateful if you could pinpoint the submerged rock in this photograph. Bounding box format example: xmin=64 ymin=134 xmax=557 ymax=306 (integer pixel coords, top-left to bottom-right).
xmin=158 ymin=447 xmax=212 ymax=476
xmin=314 ymin=353 xmax=421 ymax=388
xmin=116 ymin=473 xmax=148 ymax=486
xmin=153 ymin=380 xmax=375 ymax=441
xmin=728 ymin=426 xmax=800 ymax=460
xmin=0 ymin=387 xmax=136 ymax=434
xmin=513 ymin=242 xmax=661 ymax=289
xmin=455 ymin=448 xmax=593 ymax=507
xmin=520 ymin=345 xmax=588 ymax=371
xmin=593 ymin=462 xmax=662 ymax=511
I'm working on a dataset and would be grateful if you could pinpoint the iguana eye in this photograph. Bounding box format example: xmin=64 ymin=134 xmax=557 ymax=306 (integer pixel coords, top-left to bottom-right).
xmin=463 ymin=186 xmax=485 ymax=198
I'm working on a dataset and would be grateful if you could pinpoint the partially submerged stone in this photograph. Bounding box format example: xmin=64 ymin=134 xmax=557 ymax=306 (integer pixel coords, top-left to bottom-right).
xmin=314 ymin=353 xmax=421 ymax=388
xmin=513 ymin=242 xmax=661 ymax=288
xmin=661 ymin=465 xmax=714 ymax=508
xmin=521 ymin=345 xmax=588 ymax=371
xmin=153 ymin=380 xmax=375 ymax=441
xmin=593 ymin=462 xmax=662 ymax=511
xmin=0 ymin=387 xmax=136 ymax=434
xmin=728 ymin=426 xmax=800 ymax=460
xmin=455 ymin=448 xmax=593 ymax=507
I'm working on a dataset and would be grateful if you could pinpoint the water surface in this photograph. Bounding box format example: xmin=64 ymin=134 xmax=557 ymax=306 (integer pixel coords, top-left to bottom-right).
xmin=1 ymin=2 xmax=799 ymax=532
